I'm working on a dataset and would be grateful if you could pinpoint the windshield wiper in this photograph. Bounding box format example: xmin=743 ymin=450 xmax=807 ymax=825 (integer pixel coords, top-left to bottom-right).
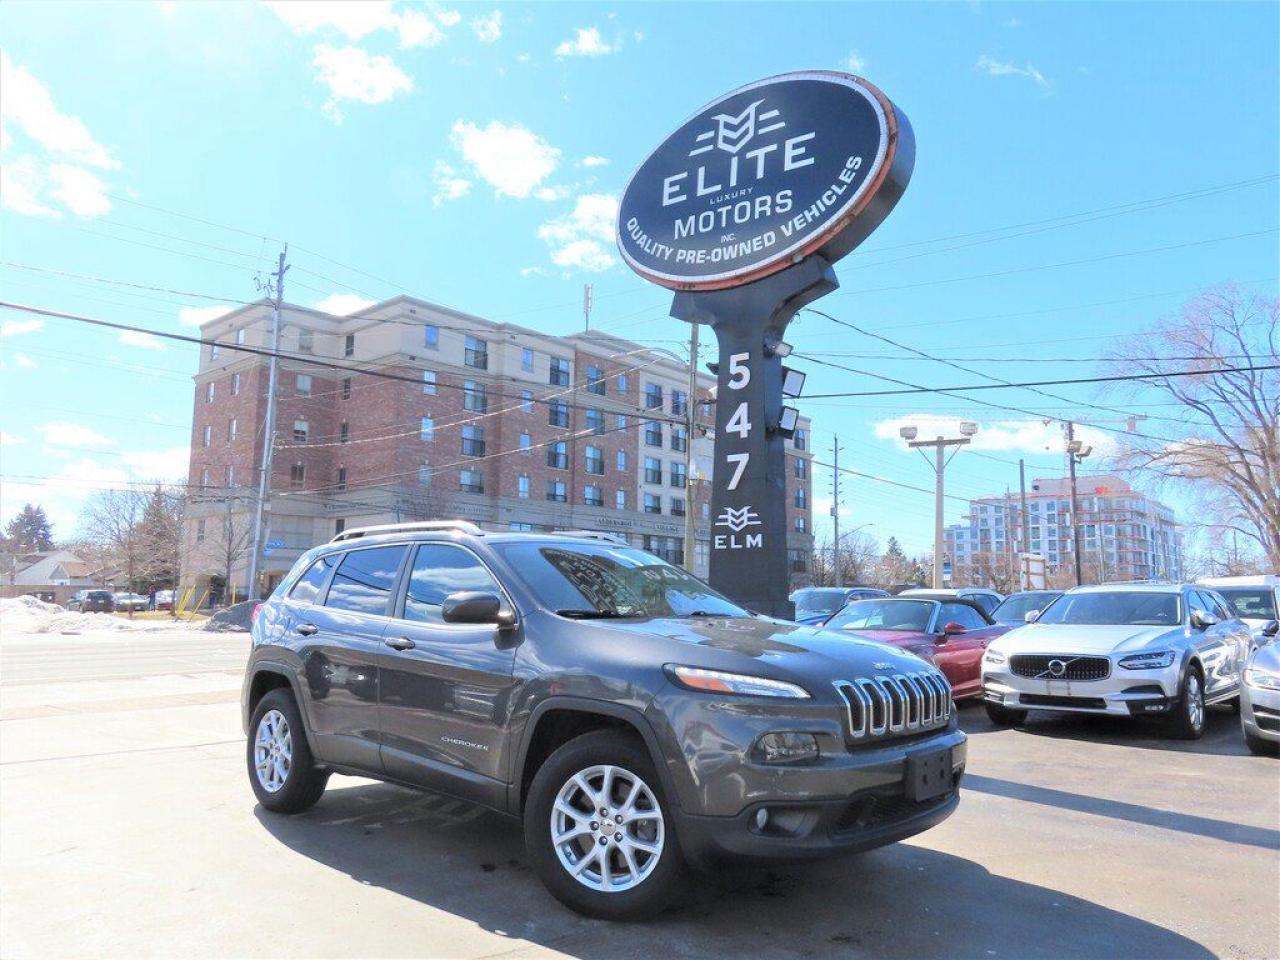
xmin=685 ymin=610 xmax=747 ymax=618
xmin=555 ymin=608 xmax=631 ymax=619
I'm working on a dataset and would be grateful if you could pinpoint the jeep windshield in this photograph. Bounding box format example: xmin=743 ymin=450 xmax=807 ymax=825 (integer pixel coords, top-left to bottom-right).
xmin=1035 ymin=591 xmax=1181 ymax=626
xmin=791 ymin=588 xmax=851 ymax=619
xmin=495 ymin=541 xmax=749 ymax=619
xmin=825 ymin=599 xmax=935 ymax=633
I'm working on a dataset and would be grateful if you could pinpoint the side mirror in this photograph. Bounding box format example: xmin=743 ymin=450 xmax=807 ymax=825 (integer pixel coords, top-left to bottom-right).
xmin=1262 ymin=620 xmax=1279 ymax=639
xmin=442 ymin=591 xmax=513 ymax=628
xmin=942 ymin=621 xmax=967 ymax=637
xmin=1190 ymin=609 xmax=1218 ymax=630
xmin=1024 ymin=609 xmax=1041 ymax=624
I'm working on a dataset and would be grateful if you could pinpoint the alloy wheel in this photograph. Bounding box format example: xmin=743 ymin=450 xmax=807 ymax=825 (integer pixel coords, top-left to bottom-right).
xmin=550 ymin=764 xmax=665 ymax=892
xmin=1186 ymin=675 xmax=1204 ymax=733
xmin=254 ymin=709 xmax=293 ymax=793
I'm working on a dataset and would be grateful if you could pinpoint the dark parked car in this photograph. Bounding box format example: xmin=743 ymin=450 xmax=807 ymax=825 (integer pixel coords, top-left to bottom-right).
xmin=823 ymin=596 xmax=1010 ymax=701
xmin=991 ymin=590 xmax=1064 ymax=626
xmin=68 ymin=590 xmax=115 ymax=613
xmin=243 ymin=522 xmax=965 ymax=919
xmin=790 ymin=586 xmax=890 ymax=625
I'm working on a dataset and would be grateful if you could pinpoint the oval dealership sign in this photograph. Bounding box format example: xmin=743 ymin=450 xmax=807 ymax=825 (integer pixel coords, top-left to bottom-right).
xmin=617 ymin=71 xmax=914 ymax=291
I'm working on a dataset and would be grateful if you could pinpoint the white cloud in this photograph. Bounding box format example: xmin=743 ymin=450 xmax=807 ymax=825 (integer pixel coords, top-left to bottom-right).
xmin=0 ymin=431 xmax=23 ymax=446
xmin=538 ymin=193 xmax=618 ymax=273
xmin=975 ymin=55 xmax=1051 ymax=92
xmin=261 ymin=1 xmax=449 ymax=48
xmin=433 ymin=8 xmax=462 ymax=28
xmin=842 ymin=50 xmax=867 ymax=73
xmin=0 ymin=52 xmax=118 ymax=169
xmin=118 ymin=329 xmax=165 ymax=350
xmin=11 ymin=353 xmax=37 ymax=369
xmin=533 ymin=184 xmax=572 ymax=202
xmin=554 ymin=27 xmax=617 ymax=58
xmin=871 ymin=415 xmax=1113 ymax=457
xmin=471 ymin=10 xmax=502 ymax=43
xmin=47 ymin=163 xmax=110 ymax=217
xmin=580 ymin=155 xmax=610 ymax=168
xmin=312 ymin=293 xmax=376 ymax=315
xmin=40 ymin=422 xmax=112 ymax=448
xmin=519 ymin=266 xmax=548 ymax=278
xmin=313 ymin=45 xmax=413 ymax=121
xmin=431 ymin=160 xmax=472 ymax=206
xmin=178 ymin=305 xmax=232 ymax=327
xmin=120 ymin=446 xmax=191 ymax=479
xmin=0 ymin=156 xmax=59 ymax=217
xmin=1 ymin=318 xmax=44 ymax=338
xmin=449 ymin=120 xmax=560 ymax=199
xmin=393 ymin=8 xmax=445 ymax=48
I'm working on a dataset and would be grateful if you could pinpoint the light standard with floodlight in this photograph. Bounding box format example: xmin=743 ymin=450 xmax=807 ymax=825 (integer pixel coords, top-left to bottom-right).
xmin=1066 ymin=422 xmax=1093 ymax=586
xmin=902 ymin=422 xmax=979 ymax=588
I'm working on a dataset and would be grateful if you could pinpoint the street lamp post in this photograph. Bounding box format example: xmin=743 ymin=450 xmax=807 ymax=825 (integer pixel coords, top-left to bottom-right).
xmin=1066 ymin=423 xmax=1093 ymax=586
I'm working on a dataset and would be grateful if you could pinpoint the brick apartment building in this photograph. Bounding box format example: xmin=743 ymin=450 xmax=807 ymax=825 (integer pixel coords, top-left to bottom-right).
xmin=944 ymin=474 xmax=1183 ymax=584
xmin=182 ymin=295 xmax=814 ymax=599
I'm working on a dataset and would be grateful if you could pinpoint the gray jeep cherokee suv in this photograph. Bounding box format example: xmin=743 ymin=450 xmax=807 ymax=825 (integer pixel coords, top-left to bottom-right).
xmin=243 ymin=522 xmax=966 ymax=918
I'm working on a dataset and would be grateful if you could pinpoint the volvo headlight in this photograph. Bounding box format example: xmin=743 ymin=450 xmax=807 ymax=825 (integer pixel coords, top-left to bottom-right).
xmin=665 ymin=665 xmax=810 ymax=698
xmin=983 ymin=649 xmax=1006 ymax=665
xmin=1118 ymin=650 xmax=1176 ymax=670
xmin=1244 ymin=667 xmax=1280 ymax=691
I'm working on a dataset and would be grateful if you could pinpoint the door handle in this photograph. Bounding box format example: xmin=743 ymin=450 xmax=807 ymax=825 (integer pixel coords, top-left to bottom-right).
xmin=295 ymin=623 xmax=318 ymax=637
xmin=384 ymin=636 xmax=416 ymax=651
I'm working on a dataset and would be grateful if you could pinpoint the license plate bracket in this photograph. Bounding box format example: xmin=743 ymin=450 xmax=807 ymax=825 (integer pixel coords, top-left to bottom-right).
xmin=905 ymin=747 xmax=954 ymax=802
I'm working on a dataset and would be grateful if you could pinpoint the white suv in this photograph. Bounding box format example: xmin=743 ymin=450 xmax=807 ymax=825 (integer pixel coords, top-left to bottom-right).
xmin=981 ymin=583 xmax=1253 ymax=739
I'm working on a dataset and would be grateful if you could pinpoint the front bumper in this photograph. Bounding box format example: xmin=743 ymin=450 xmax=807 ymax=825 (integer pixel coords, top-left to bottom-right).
xmin=982 ymin=660 xmax=1180 ymax=717
xmin=1242 ymin=682 xmax=1280 ymax=743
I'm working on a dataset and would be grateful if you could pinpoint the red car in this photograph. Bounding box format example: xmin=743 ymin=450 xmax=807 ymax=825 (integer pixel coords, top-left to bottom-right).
xmin=820 ymin=594 xmax=1011 ymax=700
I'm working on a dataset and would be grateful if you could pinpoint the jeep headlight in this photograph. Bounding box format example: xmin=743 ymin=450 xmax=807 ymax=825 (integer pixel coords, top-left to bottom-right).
xmin=1118 ymin=650 xmax=1176 ymax=670
xmin=1244 ymin=667 xmax=1280 ymax=691
xmin=983 ymin=649 xmax=1006 ymax=665
xmin=665 ymin=665 xmax=810 ymax=698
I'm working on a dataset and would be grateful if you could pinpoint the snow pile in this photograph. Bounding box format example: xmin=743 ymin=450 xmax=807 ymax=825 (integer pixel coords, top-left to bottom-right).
xmin=203 ymin=600 xmax=256 ymax=633
xmin=0 ymin=595 xmax=187 ymax=635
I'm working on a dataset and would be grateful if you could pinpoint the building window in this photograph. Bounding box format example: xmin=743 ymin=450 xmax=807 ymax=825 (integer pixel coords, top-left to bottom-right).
xmin=643 ymin=535 xmax=682 ymax=565
xmin=522 ymin=348 xmax=534 ymax=372
xmin=296 ymin=373 xmax=312 ymax=396
xmin=793 ymin=428 xmax=807 ymax=451
xmin=461 ymin=425 xmax=486 ymax=457
xmin=548 ymin=400 xmax=570 ymax=428
xmin=546 ymin=480 xmax=567 ymax=503
xmin=616 ymin=490 xmax=626 ymax=510
xmin=520 ymin=389 xmax=533 ymax=412
xmin=343 ymin=333 xmax=355 ymax=358
xmin=290 ymin=463 xmax=305 ymax=487
xmin=584 ymin=485 xmax=604 ymax=507
xmin=196 ymin=519 xmax=206 ymax=542
xmin=235 ymin=328 xmax=245 ymax=345
xmin=586 ymin=408 xmax=604 ymax=434
xmin=336 ymin=466 xmax=347 ymax=491
xmin=549 ymin=357 xmax=570 ymax=386
xmin=422 ymin=370 xmax=436 ymax=395
xmin=210 ymin=342 xmax=220 ymax=360
xmin=616 ymin=450 xmax=627 ymax=471
xmin=670 ymin=426 xmax=687 ymax=452
xmin=644 ymin=382 xmax=663 ymax=409
xmin=225 ymin=464 xmax=234 ymax=487
xmin=702 ymin=502 xmax=710 ymax=519
xmin=341 ymin=377 xmax=352 ymax=400
xmin=464 ymin=335 xmax=488 ymax=369
xmin=547 ymin=441 xmax=568 ymax=470
xmin=293 ymin=420 xmax=309 ymax=443
xmin=671 ymin=390 xmax=687 ymax=416
xmin=794 ymin=457 xmax=807 ymax=479
xmin=421 ymin=416 xmax=434 ymax=441
xmin=645 ymin=421 xmax=662 ymax=447
xmin=644 ymin=493 xmax=662 ymax=515
xmin=201 ymin=424 xmax=211 ymax=447
xmin=424 ymin=325 xmax=438 ymax=349
xmin=517 ymin=475 xmax=530 ymax=498
xmin=586 ymin=365 xmax=606 ymax=395
xmin=616 ymin=413 xmax=627 ymax=430
xmin=671 ymin=497 xmax=686 ymax=517
xmin=795 ymin=516 xmax=807 ymax=533
xmin=463 ymin=380 xmax=487 ymax=413
xmin=789 ymin=549 xmax=808 ymax=573
xmin=199 ymin=467 xmax=209 ymax=488
xmin=205 ymin=382 xmax=214 ymax=403
xmin=460 ymin=469 xmax=484 ymax=494
xmin=231 ymin=372 xmax=241 ymax=395
xmin=340 ymin=421 xmax=349 ymax=443
xmin=228 ymin=418 xmax=238 ymax=442
xmin=418 ymin=462 xmax=430 ymax=485
xmin=670 ymin=462 xmax=687 ymax=489
xmin=644 ymin=457 xmax=662 ymax=485
xmin=794 ymin=487 xmax=807 ymax=508
xmin=510 ymin=522 xmax=533 ymax=532
xmin=298 ymin=329 xmax=313 ymax=354
xmin=335 ymin=518 xmax=346 ymax=536
xmin=617 ymin=373 xmax=628 ymax=395
xmin=585 ymin=445 xmax=604 ymax=475
xmin=519 ymin=431 xmax=531 ymax=452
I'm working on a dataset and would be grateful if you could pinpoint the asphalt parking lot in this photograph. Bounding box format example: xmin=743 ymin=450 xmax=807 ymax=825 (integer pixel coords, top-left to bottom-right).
xmin=1 ymin=629 xmax=1277 ymax=959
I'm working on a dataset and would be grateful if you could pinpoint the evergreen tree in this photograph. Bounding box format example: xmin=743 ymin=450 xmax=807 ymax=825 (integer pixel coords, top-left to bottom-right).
xmin=5 ymin=504 xmax=54 ymax=551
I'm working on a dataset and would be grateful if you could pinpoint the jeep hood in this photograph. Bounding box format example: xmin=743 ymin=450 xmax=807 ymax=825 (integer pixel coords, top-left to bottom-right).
xmin=992 ymin=622 xmax=1178 ymax=654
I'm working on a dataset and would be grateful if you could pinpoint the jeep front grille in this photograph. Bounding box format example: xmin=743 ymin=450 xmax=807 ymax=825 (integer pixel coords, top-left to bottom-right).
xmin=1010 ymin=654 xmax=1110 ymax=682
xmin=833 ymin=672 xmax=952 ymax=740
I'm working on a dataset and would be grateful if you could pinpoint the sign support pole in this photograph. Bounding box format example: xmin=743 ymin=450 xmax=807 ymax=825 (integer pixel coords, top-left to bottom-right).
xmin=671 ymin=255 xmax=838 ymax=619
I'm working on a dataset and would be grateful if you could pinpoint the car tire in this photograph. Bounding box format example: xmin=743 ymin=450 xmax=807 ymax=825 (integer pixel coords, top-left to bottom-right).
xmin=984 ymin=701 xmax=1027 ymax=726
xmin=523 ymin=729 xmax=686 ymax=920
xmin=247 ymin=688 xmax=328 ymax=813
xmin=1166 ymin=667 xmax=1206 ymax=740
xmin=1244 ymin=730 xmax=1279 ymax=757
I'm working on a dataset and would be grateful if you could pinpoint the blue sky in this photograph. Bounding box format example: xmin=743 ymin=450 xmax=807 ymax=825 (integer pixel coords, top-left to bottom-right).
xmin=1 ymin=1 xmax=1277 ymax=556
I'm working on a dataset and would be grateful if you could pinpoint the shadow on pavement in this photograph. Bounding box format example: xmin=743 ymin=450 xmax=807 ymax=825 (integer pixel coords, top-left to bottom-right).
xmin=255 ymin=781 xmax=1215 ymax=960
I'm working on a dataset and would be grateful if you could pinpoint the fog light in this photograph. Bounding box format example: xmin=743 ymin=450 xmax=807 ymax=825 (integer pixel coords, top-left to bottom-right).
xmin=755 ymin=808 xmax=769 ymax=830
xmin=754 ymin=732 xmax=819 ymax=764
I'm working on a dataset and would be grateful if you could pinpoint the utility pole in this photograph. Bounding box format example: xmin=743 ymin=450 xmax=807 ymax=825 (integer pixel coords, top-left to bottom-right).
xmin=682 ymin=320 xmax=699 ymax=573
xmin=831 ymin=437 xmax=842 ymax=586
xmin=247 ymin=246 xmax=288 ymax=600
xmin=902 ymin=422 xmax=978 ymax=589
xmin=1018 ymin=458 xmax=1030 ymax=591
xmin=583 ymin=284 xmax=593 ymax=331
xmin=1066 ymin=421 xmax=1085 ymax=587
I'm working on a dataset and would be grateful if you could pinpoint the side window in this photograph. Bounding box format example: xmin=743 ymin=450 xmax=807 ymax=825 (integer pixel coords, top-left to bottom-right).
xmin=402 ymin=544 xmax=503 ymax=624
xmin=1188 ymin=591 xmax=1214 ymax=623
xmin=288 ymin=556 xmax=332 ymax=604
xmin=324 ymin=547 xmax=405 ymax=616
xmin=1205 ymin=591 xmax=1232 ymax=621
xmin=940 ymin=602 xmax=986 ymax=630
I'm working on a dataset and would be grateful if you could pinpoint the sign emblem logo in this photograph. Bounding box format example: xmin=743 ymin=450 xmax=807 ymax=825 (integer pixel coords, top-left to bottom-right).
xmin=714 ymin=506 xmax=762 ymax=532
xmin=1047 ymin=659 xmax=1068 ymax=678
xmin=689 ymin=100 xmax=785 ymax=156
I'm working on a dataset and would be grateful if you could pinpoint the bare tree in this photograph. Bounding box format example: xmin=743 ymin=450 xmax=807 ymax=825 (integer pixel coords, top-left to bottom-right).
xmin=1109 ymin=285 xmax=1279 ymax=568
xmin=80 ymin=489 xmax=150 ymax=611
xmin=955 ymin=551 xmax=1018 ymax=593
xmin=810 ymin=530 xmax=880 ymax=587
xmin=137 ymin=486 xmax=186 ymax=615
xmin=212 ymin=499 xmax=253 ymax=606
